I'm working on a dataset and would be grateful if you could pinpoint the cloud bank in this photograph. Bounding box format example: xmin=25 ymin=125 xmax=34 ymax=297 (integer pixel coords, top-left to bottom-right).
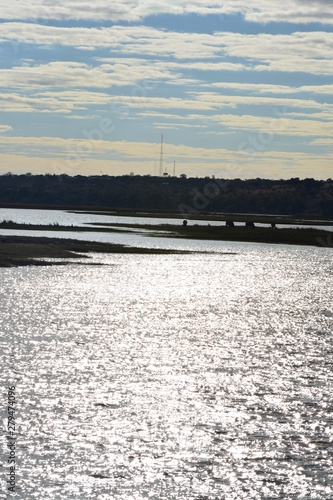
xmin=0 ymin=2 xmax=332 ymax=179
xmin=0 ymin=1 xmax=333 ymax=24
xmin=1 ymin=24 xmax=333 ymax=75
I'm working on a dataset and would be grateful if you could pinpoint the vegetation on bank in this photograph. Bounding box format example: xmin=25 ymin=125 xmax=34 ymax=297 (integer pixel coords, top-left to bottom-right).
xmin=0 ymin=174 xmax=332 ymax=217
xmin=0 ymin=220 xmax=138 ymax=233
xmin=90 ymin=221 xmax=332 ymax=248
xmin=170 ymin=224 xmax=333 ymax=247
xmin=0 ymin=218 xmax=332 ymax=268
xmin=0 ymin=236 xmax=190 ymax=268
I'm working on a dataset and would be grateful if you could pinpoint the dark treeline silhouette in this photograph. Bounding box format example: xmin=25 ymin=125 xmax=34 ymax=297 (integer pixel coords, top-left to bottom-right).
xmin=0 ymin=174 xmax=332 ymax=217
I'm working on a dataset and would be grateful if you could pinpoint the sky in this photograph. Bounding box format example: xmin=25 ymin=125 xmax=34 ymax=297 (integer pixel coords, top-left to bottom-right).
xmin=0 ymin=1 xmax=332 ymax=179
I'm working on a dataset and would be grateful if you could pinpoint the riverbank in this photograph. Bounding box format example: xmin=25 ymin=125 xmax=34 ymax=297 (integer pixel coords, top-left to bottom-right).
xmin=89 ymin=221 xmax=333 ymax=248
xmin=172 ymin=224 xmax=332 ymax=247
xmin=0 ymin=220 xmax=332 ymax=264
xmin=0 ymin=225 xmax=331 ymax=268
xmin=72 ymin=210 xmax=333 ymax=226
xmin=0 ymin=235 xmax=189 ymax=267
xmin=1 ymin=203 xmax=333 ymax=225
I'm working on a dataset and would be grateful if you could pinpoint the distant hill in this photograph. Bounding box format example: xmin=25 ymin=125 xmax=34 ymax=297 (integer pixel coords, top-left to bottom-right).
xmin=0 ymin=174 xmax=332 ymax=217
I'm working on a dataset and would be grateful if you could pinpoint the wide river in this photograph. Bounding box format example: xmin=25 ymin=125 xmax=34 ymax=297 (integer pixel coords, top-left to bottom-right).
xmin=0 ymin=209 xmax=332 ymax=499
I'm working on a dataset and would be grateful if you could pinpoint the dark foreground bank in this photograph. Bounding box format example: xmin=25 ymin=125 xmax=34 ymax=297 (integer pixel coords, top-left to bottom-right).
xmin=0 ymin=236 xmax=189 ymax=267
xmin=0 ymin=222 xmax=332 ymax=267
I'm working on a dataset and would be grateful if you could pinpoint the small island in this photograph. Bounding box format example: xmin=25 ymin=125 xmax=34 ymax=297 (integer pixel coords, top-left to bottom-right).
xmin=0 ymin=234 xmax=194 ymax=267
xmin=0 ymin=215 xmax=332 ymax=267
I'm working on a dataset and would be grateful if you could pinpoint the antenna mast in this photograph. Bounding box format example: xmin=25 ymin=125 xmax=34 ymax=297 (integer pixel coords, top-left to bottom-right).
xmin=159 ymin=134 xmax=163 ymax=177
xmin=173 ymin=160 xmax=176 ymax=177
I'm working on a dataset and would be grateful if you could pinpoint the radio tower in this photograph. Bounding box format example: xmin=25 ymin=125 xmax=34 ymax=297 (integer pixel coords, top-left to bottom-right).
xmin=173 ymin=160 xmax=176 ymax=177
xmin=159 ymin=134 xmax=163 ymax=177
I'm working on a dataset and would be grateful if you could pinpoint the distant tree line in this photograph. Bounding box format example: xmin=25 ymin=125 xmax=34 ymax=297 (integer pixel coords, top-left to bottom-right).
xmin=0 ymin=174 xmax=332 ymax=217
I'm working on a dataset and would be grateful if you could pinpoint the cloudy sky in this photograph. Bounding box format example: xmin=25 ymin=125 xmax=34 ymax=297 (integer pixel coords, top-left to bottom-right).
xmin=0 ymin=1 xmax=332 ymax=179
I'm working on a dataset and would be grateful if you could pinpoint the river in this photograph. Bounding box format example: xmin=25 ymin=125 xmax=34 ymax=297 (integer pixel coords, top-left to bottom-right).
xmin=0 ymin=209 xmax=332 ymax=499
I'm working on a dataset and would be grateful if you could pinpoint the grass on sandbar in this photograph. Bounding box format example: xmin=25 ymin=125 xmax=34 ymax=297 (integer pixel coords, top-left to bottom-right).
xmin=0 ymin=235 xmax=188 ymax=267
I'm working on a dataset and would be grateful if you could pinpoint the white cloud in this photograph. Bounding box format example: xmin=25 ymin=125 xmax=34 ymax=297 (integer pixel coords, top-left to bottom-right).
xmin=1 ymin=24 xmax=332 ymax=75
xmin=0 ymin=135 xmax=331 ymax=164
xmin=0 ymin=124 xmax=12 ymax=133
xmin=190 ymin=113 xmax=333 ymax=138
xmin=191 ymin=92 xmax=327 ymax=111
xmin=216 ymin=31 xmax=333 ymax=75
xmin=0 ymin=137 xmax=332 ymax=180
xmin=310 ymin=138 xmax=333 ymax=146
xmin=144 ymin=106 xmax=333 ymax=139
xmin=154 ymin=122 xmax=206 ymax=130
xmin=0 ymin=1 xmax=332 ymax=24
xmin=211 ymin=82 xmax=333 ymax=96
xmin=241 ymin=0 xmax=333 ymax=25
xmin=0 ymin=90 xmax=219 ymax=115
xmin=1 ymin=87 xmax=331 ymax=129
xmin=0 ymin=3 xmax=332 ymax=181
xmin=0 ymin=92 xmax=78 ymax=113
xmin=0 ymin=24 xmax=222 ymax=59
xmin=0 ymin=60 xmax=185 ymax=90
xmin=0 ymin=2 xmax=141 ymax=22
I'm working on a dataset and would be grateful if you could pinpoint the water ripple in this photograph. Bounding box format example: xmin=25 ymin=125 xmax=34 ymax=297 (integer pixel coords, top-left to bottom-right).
xmin=1 ymin=248 xmax=332 ymax=499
